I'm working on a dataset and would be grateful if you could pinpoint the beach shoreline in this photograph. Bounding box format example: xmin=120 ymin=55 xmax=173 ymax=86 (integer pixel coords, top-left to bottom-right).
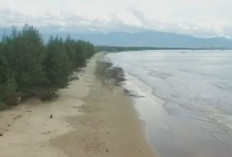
xmin=0 ymin=53 xmax=156 ymax=157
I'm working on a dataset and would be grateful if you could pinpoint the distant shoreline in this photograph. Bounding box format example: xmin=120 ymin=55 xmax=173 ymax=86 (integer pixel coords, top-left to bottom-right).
xmin=97 ymin=46 xmax=232 ymax=52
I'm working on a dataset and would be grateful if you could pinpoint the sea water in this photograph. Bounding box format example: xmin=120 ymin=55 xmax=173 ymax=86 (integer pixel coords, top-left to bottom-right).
xmin=107 ymin=50 xmax=232 ymax=157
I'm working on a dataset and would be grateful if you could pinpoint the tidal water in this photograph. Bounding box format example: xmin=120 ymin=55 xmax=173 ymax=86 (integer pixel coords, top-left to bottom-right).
xmin=107 ymin=50 xmax=232 ymax=157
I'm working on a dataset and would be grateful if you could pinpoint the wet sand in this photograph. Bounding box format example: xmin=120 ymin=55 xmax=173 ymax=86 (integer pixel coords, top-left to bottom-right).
xmin=0 ymin=53 xmax=156 ymax=157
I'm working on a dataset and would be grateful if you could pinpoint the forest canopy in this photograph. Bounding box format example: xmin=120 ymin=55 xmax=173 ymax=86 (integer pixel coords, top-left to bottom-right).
xmin=0 ymin=25 xmax=96 ymax=110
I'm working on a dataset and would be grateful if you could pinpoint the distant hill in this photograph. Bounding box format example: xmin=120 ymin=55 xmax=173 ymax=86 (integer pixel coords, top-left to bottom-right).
xmin=70 ymin=31 xmax=232 ymax=48
xmin=0 ymin=28 xmax=232 ymax=48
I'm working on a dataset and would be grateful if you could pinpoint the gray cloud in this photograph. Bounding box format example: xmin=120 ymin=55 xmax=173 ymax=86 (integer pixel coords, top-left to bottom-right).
xmin=0 ymin=0 xmax=232 ymax=37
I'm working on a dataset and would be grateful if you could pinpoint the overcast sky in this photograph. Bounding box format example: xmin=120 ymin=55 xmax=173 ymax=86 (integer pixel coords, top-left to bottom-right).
xmin=0 ymin=0 xmax=232 ymax=37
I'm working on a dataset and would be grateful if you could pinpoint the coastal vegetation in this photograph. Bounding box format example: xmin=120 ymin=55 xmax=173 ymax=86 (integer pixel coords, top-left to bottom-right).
xmin=0 ymin=25 xmax=95 ymax=110
xmin=96 ymin=46 xmax=230 ymax=52
xmin=96 ymin=46 xmax=190 ymax=52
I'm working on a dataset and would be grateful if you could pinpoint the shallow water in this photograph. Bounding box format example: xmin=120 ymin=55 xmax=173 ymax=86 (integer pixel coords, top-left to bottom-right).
xmin=107 ymin=50 xmax=232 ymax=157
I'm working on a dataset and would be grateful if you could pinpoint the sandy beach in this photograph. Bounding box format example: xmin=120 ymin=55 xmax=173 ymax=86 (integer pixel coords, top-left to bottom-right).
xmin=0 ymin=53 xmax=156 ymax=157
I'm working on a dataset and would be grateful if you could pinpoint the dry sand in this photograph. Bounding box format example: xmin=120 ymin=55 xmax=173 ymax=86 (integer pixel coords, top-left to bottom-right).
xmin=0 ymin=53 xmax=156 ymax=157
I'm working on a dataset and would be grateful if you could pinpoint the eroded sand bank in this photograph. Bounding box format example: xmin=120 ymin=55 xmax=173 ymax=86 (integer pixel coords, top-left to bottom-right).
xmin=0 ymin=53 xmax=156 ymax=157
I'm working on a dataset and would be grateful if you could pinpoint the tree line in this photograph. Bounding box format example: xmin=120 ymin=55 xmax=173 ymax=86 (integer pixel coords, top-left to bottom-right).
xmin=0 ymin=25 xmax=96 ymax=110
xmin=96 ymin=46 xmax=202 ymax=52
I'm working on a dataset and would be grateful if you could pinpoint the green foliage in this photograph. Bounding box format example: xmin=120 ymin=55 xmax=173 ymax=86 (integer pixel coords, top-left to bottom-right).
xmin=0 ymin=101 xmax=7 ymax=110
xmin=0 ymin=25 xmax=96 ymax=109
xmin=75 ymin=40 xmax=95 ymax=67
xmin=0 ymin=75 xmax=18 ymax=108
xmin=1 ymin=25 xmax=45 ymax=93
xmin=43 ymin=37 xmax=72 ymax=91
xmin=0 ymin=76 xmax=17 ymax=100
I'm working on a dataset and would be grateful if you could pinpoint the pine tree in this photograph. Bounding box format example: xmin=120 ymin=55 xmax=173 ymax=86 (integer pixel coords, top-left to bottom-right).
xmin=0 ymin=75 xmax=18 ymax=107
xmin=43 ymin=36 xmax=72 ymax=94
xmin=2 ymin=25 xmax=45 ymax=95
xmin=64 ymin=35 xmax=77 ymax=70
